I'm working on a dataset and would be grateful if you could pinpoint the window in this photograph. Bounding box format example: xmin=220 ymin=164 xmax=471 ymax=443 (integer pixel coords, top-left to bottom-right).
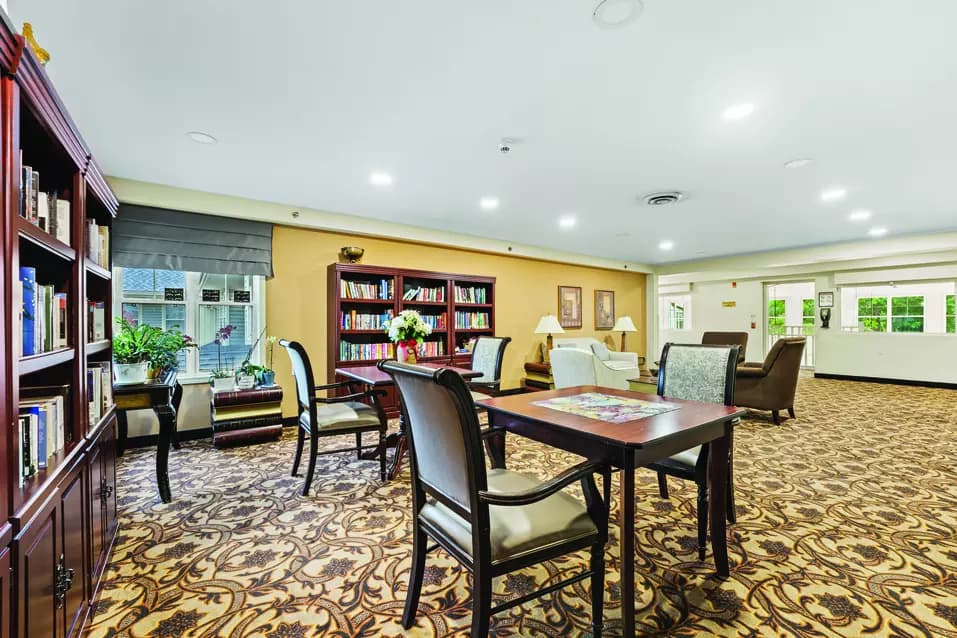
xmin=948 ymin=295 xmax=955 ymax=334
xmin=891 ymin=296 xmax=924 ymax=333
xmin=802 ymin=299 xmax=815 ymax=330
xmin=115 ymin=268 xmax=265 ymax=378
xmin=842 ymin=282 xmax=955 ymax=334
xmin=669 ymin=302 xmax=686 ymax=330
xmin=768 ymin=299 xmax=786 ymax=336
xmin=856 ymin=296 xmax=888 ymax=332
xmin=659 ymin=295 xmax=691 ymax=330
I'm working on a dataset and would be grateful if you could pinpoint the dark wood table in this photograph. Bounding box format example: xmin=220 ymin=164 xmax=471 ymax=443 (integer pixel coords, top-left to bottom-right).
xmin=335 ymin=363 xmax=483 ymax=479
xmin=477 ymin=385 xmax=745 ymax=638
xmin=113 ymin=371 xmax=182 ymax=503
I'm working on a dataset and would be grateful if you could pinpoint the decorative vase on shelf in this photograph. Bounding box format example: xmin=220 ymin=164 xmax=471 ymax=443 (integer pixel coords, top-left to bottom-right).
xmin=261 ymin=370 xmax=276 ymax=386
xmin=114 ymin=362 xmax=148 ymax=385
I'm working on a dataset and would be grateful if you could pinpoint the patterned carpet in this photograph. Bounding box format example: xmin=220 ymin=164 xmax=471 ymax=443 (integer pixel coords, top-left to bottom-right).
xmin=84 ymin=377 xmax=957 ymax=637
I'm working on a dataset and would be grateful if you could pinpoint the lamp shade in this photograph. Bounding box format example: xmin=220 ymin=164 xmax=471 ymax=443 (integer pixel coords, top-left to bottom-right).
xmin=534 ymin=315 xmax=565 ymax=334
xmin=612 ymin=316 xmax=638 ymax=332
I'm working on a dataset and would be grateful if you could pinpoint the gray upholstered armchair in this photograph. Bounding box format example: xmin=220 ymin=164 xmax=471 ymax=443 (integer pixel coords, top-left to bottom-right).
xmin=380 ymin=360 xmax=609 ymax=638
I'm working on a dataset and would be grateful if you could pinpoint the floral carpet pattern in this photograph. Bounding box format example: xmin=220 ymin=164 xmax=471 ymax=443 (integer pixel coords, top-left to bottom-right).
xmin=85 ymin=377 xmax=957 ymax=637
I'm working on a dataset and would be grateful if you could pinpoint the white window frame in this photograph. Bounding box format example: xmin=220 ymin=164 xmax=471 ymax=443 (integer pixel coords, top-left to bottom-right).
xmin=659 ymin=294 xmax=692 ymax=331
xmin=113 ymin=268 xmax=267 ymax=383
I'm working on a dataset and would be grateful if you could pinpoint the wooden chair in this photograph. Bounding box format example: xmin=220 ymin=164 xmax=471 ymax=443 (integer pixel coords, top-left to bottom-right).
xmin=279 ymin=339 xmax=387 ymax=496
xmin=648 ymin=343 xmax=739 ymax=562
xmin=379 ymin=360 xmax=609 ymax=638
xmin=467 ymin=335 xmax=511 ymax=401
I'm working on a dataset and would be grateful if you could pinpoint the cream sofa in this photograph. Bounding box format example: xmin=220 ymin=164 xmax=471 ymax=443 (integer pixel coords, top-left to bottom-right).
xmin=549 ymin=338 xmax=640 ymax=390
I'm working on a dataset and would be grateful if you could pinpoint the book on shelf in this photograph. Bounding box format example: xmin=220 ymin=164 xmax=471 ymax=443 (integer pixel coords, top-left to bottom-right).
xmin=420 ymin=313 xmax=447 ymax=330
xmin=402 ymin=286 xmax=446 ymax=302
xmin=454 ymin=311 xmax=490 ymax=329
xmin=340 ymin=278 xmax=394 ymax=300
xmin=454 ymin=285 xmax=488 ymax=304
xmin=339 ymin=340 xmax=394 ymax=361
xmin=19 ymin=266 xmax=68 ymax=356
xmin=87 ymin=362 xmax=114 ymax=424
xmin=339 ymin=309 xmax=393 ymax=331
xmin=418 ymin=340 xmax=446 ymax=357
xmin=18 ymin=385 xmax=69 ymax=485
xmin=88 ymin=300 xmax=106 ymax=341
xmin=18 ymin=162 xmax=71 ymax=245
xmin=86 ymin=220 xmax=110 ymax=268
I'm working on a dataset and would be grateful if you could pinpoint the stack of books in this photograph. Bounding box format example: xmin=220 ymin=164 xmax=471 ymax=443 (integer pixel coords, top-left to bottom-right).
xmin=340 ymin=279 xmax=394 ymax=300
xmin=86 ymin=220 xmax=110 ymax=268
xmin=87 ymin=301 xmax=107 ymax=341
xmin=454 ymin=286 xmax=488 ymax=304
xmin=18 ymin=385 xmax=69 ymax=485
xmin=210 ymin=386 xmax=284 ymax=447
xmin=19 ymin=266 xmax=68 ymax=355
xmin=455 ymin=311 xmax=490 ymax=329
xmin=19 ymin=162 xmax=71 ymax=245
xmin=87 ymin=362 xmax=113 ymax=425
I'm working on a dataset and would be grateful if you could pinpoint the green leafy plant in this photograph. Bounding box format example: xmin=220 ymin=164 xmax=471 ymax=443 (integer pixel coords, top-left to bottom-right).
xmin=112 ymin=318 xmax=159 ymax=364
xmin=147 ymin=330 xmax=196 ymax=374
xmin=237 ymin=328 xmax=266 ymax=379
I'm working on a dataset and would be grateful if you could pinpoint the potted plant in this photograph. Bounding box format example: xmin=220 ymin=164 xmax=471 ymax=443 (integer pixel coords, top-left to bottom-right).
xmin=384 ymin=310 xmax=432 ymax=363
xmin=112 ymin=318 xmax=157 ymax=384
xmin=210 ymin=324 xmax=236 ymax=392
xmin=147 ymin=329 xmax=196 ymax=378
xmin=260 ymin=335 xmax=278 ymax=386
xmin=235 ymin=329 xmax=266 ymax=389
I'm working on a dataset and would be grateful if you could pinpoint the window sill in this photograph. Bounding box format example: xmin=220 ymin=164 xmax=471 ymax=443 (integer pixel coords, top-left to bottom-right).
xmin=177 ymin=374 xmax=215 ymax=385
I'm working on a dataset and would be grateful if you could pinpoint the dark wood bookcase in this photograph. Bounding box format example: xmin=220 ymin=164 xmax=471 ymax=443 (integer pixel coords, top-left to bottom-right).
xmin=0 ymin=13 xmax=119 ymax=638
xmin=327 ymin=263 xmax=496 ymax=416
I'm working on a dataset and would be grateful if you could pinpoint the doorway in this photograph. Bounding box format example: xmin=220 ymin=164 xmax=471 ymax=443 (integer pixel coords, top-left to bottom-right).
xmin=764 ymin=281 xmax=815 ymax=367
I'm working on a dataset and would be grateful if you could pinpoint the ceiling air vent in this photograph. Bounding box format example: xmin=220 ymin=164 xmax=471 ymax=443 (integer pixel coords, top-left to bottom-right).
xmin=641 ymin=191 xmax=685 ymax=206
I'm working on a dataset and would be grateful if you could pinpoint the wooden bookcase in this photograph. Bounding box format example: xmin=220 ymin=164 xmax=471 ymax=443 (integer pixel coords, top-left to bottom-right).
xmin=327 ymin=263 xmax=496 ymax=416
xmin=0 ymin=13 xmax=119 ymax=638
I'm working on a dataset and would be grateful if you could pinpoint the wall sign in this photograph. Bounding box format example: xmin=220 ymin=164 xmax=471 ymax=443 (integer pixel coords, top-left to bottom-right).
xmin=818 ymin=291 xmax=834 ymax=308
xmin=722 ymin=301 xmax=737 ymax=308
xmin=233 ymin=290 xmax=251 ymax=303
xmin=164 ymin=287 xmax=185 ymax=302
xmin=202 ymin=289 xmax=221 ymax=302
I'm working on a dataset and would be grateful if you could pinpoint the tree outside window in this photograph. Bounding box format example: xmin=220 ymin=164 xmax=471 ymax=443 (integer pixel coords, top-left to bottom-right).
xmin=857 ymin=297 xmax=887 ymax=332
xmin=948 ymin=295 xmax=955 ymax=334
xmin=802 ymin=298 xmax=815 ymax=334
xmin=768 ymin=299 xmax=786 ymax=336
xmin=891 ymin=296 xmax=924 ymax=333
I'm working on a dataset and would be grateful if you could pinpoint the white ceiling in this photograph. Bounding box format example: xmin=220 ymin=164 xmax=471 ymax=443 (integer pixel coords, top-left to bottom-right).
xmin=12 ymin=0 xmax=957 ymax=264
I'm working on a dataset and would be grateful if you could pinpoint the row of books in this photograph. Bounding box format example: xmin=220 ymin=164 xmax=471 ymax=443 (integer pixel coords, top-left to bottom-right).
xmin=339 ymin=340 xmax=394 ymax=362
xmin=455 ymin=311 xmax=491 ymax=329
xmin=402 ymin=286 xmax=445 ymax=302
xmin=19 ymin=161 xmax=72 ymax=245
xmin=19 ymin=267 xmax=68 ymax=356
xmin=420 ymin=313 xmax=447 ymax=330
xmin=418 ymin=341 xmax=446 ymax=357
xmin=88 ymin=362 xmax=114 ymax=425
xmin=87 ymin=220 xmax=110 ymax=269
xmin=454 ymin=286 xmax=489 ymax=304
xmin=339 ymin=310 xmax=393 ymax=331
xmin=88 ymin=301 xmax=107 ymax=341
xmin=340 ymin=279 xmax=394 ymax=300
xmin=18 ymin=386 xmax=69 ymax=486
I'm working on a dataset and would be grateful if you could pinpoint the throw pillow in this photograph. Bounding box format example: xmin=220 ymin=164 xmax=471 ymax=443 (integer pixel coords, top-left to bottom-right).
xmin=591 ymin=342 xmax=611 ymax=361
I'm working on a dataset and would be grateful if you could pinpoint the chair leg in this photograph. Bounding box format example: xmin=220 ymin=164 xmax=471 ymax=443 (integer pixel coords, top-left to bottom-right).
xmin=470 ymin=568 xmax=493 ymax=638
xmin=657 ymin=472 xmax=669 ymax=499
xmin=355 ymin=432 xmax=362 ymax=460
xmin=291 ymin=425 xmax=306 ymax=477
xmin=787 ymin=406 xmax=796 ymax=419
xmin=771 ymin=410 xmax=781 ymax=425
xmin=696 ymin=481 xmax=708 ymax=561
xmin=379 ymin=430 xmax=387 ymax=481
xmin=590 ymin=542 xmax=605 ymax=638
xmin=402 ymin=527 xmax=428 ymax=629
xmin=301 ymin=431 xmax=319 ymax=497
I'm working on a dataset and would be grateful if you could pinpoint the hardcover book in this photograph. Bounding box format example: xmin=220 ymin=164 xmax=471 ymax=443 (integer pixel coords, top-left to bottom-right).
xmin=19 ymin=266 xmax=36 ymax=356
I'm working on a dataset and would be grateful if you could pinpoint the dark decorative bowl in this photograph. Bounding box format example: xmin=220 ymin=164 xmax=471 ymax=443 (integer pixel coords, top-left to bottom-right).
xmin=341 ymin=246 xmax=365 ymax=263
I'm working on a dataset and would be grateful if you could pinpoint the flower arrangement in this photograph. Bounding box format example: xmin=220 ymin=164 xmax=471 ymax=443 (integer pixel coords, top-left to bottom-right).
xmin=210 ymin=324 xmax=236 ymax=379
xmin=384 ymin=310 xmax=432 ymax=363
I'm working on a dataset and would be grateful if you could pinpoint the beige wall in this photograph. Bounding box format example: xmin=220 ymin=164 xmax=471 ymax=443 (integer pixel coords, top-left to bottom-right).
xmin=268 ymin=225 xmax=647 ymax=415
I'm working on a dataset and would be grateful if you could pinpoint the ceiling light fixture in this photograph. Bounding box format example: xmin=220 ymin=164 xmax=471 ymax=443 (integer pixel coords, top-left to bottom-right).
xmin=848 ymin=209 xmax=872 ymax=222
xmin=592 ymin=0 xmax=643 ymax=28
xmin=479 ymin=197 xmax=500 ymax=211
xmin=558 ymin=215 xmax=577 ymax=229
xmin=722 ymin=103 xmax=755 ymax=121
xmin=820 ymin=187 xmax=847 ymax=202
xmin=369 ymin=172 xmax=393 ymax=187
xmin=868 ymin=226 xmax=888 ymax=237
xmin=186 ymin=131 xmax=217 ymax=144
xmin=784 ymin=158 xmax=814 ymax=169
xmin=658 ymin=240 xmax=675 ymax=250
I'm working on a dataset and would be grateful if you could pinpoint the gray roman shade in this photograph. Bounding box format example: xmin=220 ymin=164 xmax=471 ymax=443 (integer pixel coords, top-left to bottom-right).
xmin=113 ymin=204 xmax=273 ymax=277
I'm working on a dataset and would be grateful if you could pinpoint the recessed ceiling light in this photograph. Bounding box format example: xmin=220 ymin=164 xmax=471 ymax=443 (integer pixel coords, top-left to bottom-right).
xmin=558 ymin=215 xmax=577 ymax=229
xmin=820 ymin=187 xmax=847 ymax=202
xmin=868 ymin=226 xmax=888 ymax=237
xmin=479 ymin=197 xmax=500 ymax=211
xmin=784 ymin=158 xmax=814 ymax=169
xmin=186 ymin=131 xmax=217 ymax=144
xmin=722 ymin=103 xmax=755 ymax=121
xmin=849 ymin=209 xmax=872 ymax=222
xmin=369 ymin=172 xmax=393 ymax=187
xmin=659 ymin=240 xmax=675 ymax=250
xmin=592 ymin=0 xmax=643 ymax=28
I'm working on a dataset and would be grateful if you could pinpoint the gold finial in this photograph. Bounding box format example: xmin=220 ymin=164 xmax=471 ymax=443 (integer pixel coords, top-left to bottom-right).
xmin=22 ymin=23 xmax=50 ymax=66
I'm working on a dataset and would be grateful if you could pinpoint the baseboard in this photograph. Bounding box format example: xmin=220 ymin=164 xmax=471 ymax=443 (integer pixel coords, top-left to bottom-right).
xmin=814 ymin=372 xmax=957 ymax=390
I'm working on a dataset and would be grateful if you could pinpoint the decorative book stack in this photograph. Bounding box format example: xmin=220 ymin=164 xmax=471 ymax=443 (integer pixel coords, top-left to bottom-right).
xmin=210 ymin=386 xmax=284 ymax=447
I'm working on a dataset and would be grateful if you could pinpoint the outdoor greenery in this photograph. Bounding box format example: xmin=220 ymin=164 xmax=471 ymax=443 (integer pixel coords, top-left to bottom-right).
xmin=802 ymin=298 xmax=815 ymax=334
xmin=947 ymin=295 xmax=955 ymax=334
xmin=768 ymin=299 xmax=786 ymax=336
xmin=891 ymin=296 xmax=925 ymax=333
xmin=857 ymin=296 xmax=888 ymax=332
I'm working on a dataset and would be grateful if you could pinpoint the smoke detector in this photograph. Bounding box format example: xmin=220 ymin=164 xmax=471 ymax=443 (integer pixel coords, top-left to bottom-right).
xmin=641 ymin=191 xmax=685 ymax=206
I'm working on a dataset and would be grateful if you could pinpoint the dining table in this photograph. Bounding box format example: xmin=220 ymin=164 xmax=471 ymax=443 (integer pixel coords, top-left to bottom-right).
xmin=476 ymin=385 xmax=745 ymax=638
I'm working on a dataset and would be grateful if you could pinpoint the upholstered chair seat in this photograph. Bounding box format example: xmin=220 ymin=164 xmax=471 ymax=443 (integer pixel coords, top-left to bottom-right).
xmin=298 ymin=401 xmax=382 ymax=431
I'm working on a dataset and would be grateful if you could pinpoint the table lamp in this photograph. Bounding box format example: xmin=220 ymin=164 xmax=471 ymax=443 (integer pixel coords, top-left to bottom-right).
xmin=534 ymin=315 xmax=565 ymax=359
xmin=612 ymin=316 xmax=637 ymax=351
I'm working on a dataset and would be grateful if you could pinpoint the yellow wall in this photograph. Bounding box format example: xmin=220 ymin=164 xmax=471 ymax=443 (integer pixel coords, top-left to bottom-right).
xmin=269 ymin=225 xmax=646 ymax=414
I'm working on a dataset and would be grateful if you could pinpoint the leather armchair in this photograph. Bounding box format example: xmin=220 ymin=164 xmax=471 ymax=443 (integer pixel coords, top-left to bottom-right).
xmin=734 ymin=337 xmax=806 ymax=424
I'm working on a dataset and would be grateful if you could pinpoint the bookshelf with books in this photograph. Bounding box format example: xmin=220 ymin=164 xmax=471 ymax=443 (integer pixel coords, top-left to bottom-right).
xmin=327 ymin=263 xmax=495 ymax=417
xmin=0 ymin=14 xmax=120 ymax=638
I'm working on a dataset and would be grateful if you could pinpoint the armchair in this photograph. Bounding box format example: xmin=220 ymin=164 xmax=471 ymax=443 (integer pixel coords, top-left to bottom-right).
xmin=379 ymin=360 xmax=609 ymax=638
xmin=734 ymin=337 xmax=806 ymax=424
xmin=550 ymin=338 xmax=639 ymax=390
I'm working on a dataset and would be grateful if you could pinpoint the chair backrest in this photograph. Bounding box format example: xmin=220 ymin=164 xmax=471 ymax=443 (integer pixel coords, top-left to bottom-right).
xmin=379 ymin=360 xmax=486 ymax=517
xmin=549 ymin=348 xmax=598 ymax=388
xmin=701 ymin=331 xmax=749 ymax=363
xmin=657 ymin=343 xmax=739 ymax=406
xmin=279 ymin=339 xmax=315 ymax=415
xmin=470 ymin=336 xmax=511 ymax=383
xmin=762 ymin=337 xmax=806 ymax=373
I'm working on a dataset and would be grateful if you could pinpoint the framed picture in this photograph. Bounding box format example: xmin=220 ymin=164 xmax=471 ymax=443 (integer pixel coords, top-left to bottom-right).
xmin=558 ymin=285 xmax=583 ymax=328
xmin=595 ymin=290 xmax=615 ymax=330
xmin=818 ymin=291 xmax=834 ymax=308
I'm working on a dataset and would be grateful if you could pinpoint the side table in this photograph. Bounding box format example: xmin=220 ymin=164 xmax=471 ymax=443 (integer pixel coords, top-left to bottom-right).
xmin=210 ymin=385 xmax=284 ymax=447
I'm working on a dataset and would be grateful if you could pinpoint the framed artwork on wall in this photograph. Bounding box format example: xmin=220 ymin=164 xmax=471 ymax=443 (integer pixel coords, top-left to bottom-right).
xmin=595 ymin=290 xmax=615 ymax=329
xmin=558 ymin=285 xmax=583 ymax=328
xmin=818 ymin=291 xmax=834 ymax=308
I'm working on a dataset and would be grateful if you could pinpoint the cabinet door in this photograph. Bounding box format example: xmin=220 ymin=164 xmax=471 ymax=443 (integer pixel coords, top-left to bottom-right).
xmin=60 ymin=467 xmax=89 ymax=638
xmin=0 ymin=542 xmax=10 ymax=638
xmin=101 ymin=421 xmax=118 ymax=543
xmin=15 ymin=495 xmax=60 ymax=638
xmin=87 ymin=443 xmax=104 ymax=589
